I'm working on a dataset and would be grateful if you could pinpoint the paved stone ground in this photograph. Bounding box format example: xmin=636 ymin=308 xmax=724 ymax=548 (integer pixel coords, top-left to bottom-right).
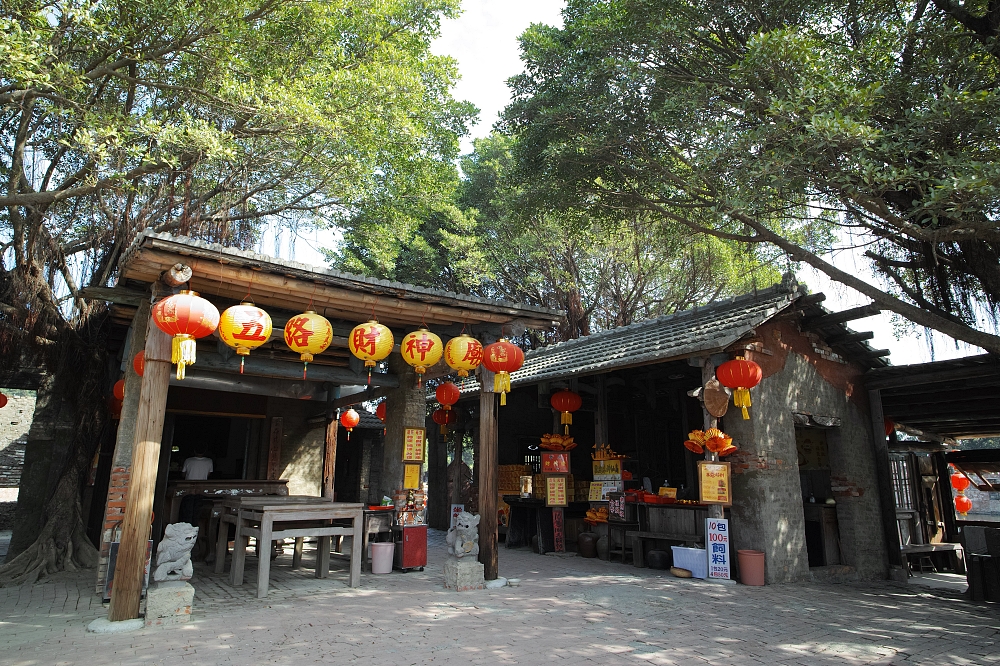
xmin=0 ymin=529 xmax=997 ymax=666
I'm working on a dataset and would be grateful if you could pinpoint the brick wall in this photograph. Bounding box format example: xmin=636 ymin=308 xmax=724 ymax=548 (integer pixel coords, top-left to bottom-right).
xmin=724 ymin=320 xmax=888 ymax=583
xmin=95 ymin=467 xmax=130 ymax=593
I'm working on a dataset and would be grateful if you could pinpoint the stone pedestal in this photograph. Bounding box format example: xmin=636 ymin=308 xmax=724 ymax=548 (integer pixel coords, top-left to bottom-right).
xmin=144 ymin=581 xmax=194 ymax=626
xmin=444 ymin=557 xmax=484 ymax=591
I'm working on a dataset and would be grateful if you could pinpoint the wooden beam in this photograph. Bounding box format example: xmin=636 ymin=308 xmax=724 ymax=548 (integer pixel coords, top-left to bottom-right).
xmin=805 ymin=303 xmax=880 ymax=329
xmin=170 ymin=369 xmax=329 ymax=400
xmin=190 ymin=350 xmax=399 ymax=387
xmin=827 ymin=331 xmax=874 ymax=345
xmin=477 ymin=368 xmax=499 ymax=580
xmin=798 ymin=292 xmax=827 ymax=306
xmin=107 ymin=313 xmax=171 ymax=621
xmin=79 ymin=286 xmax=149 ymax=307
xmin=858 ymin=348 xmax=891 ymax=358
xmin=866 ymin=362 xmax=1000 ymax=390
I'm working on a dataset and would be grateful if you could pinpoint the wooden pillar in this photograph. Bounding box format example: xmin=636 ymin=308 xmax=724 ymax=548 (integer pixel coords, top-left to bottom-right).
xmin=868 ymin=388 xmax=904 ymax=573
xmin=107 ymin=317 xmax=172 ymax=621
xmin=96 ymin=300 xmax=150 ymax=593
xmin=266 ymin=417 xmax=283 ymax=480
xmin=700 ymin=359 xmax=724 ymax=521
xmin=477 ymin=368 xmax=499 ymax=580
xmin=595 ymin=375 xmax=608 ymax=445
xmin=323 ymin=415 xmax=338 ymax=499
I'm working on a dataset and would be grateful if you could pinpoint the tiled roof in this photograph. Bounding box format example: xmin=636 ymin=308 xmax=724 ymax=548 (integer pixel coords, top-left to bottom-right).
xmin=119 ymin=231 xmax=565 ymax=327
xmin=457 ymin=280 xmax=802 ymax=392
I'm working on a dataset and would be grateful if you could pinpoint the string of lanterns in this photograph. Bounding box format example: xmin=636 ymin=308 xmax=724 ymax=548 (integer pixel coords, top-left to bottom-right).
xmin=144 ymin=288 xmax=526 ymax=408
xmin=951 ymin=469 xmax=973 ymax=517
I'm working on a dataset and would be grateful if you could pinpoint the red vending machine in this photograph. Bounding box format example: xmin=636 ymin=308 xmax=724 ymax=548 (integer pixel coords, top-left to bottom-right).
xmin=393 ymin=525 xmax=427 ymax=571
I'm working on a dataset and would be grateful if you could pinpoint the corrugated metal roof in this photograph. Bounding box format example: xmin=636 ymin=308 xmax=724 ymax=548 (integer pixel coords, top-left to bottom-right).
xmin=457 ymin=280 xmax=802 ymax=392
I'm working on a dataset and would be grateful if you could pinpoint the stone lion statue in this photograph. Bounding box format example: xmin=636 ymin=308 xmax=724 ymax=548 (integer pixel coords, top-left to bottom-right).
xmin=446 ymin=511 xmax=480 ymax=559
xmin=153 ymin=522 xmax=198 ymax=582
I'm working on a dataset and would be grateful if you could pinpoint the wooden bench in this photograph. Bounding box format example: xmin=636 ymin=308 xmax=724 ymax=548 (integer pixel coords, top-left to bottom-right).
xmin=627 ymin=530 xmax=703 ymax=567
xmin=901 ymin=543 xmax=966 ymax=575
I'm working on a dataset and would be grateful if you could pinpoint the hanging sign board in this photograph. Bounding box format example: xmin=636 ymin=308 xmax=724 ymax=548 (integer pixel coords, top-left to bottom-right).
xmin=697 ymin=461 xmax=732 ymax=506
xmin=592 ymin=459 xmax=622 ymax=480
xmin=706 ymin=518 xmax=732 ymax=580
xmin=541 ymin=452 xmax=570 ymax=474
xmin=545 ymin=475 xmax=568 ymax=507
xmin=403 ymin=463 xmax=422 ymax=489
xmin=402 ymin=427 xmax=426 ymax=462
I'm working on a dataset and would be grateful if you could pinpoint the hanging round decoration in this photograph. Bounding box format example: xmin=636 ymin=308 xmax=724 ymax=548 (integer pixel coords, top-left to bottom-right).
xmin=482 ymin=338 xmax=524 ymax=406
xmin=955 ymin=494 xmax=973 ymax=516
xmin=133 ymin=351 xmax=145 ymax=377
xmin=444 ymin=334 xmax=483 ymax=377
xmin=219 ymin=303 xmax=273 ymax=373
xmin=951 ymin=472 xmax=970 ymax=492
xmin=284 ymin=310 xmax=333 ymax=378
xmin=348 ymin=319 xmax=394 ymax=384
xmin=0 ymin=393 xmax=8 ymax=409
xmin=113 ymin=379 xmax=126 ymax=401
xmin=376 ymin=401 xmax=387 ymax=422
xmin=432 ymin=407 xmax=458 ymax=435
xmin=401 ymin=328 xmax=443 ymax=386
xmin=107 ymin=396 xmax=122 ymax=420
xmin=435 ymin=381 xmax=461 ymax=411
xmin=716 ymin=356 xmax=762 ymax=420
xmin=702 ymin=378 xmax=730 ymax=418
xmin=550 ymin=389 xmax=582 ymax=434
xmin=340 ymin=408 xmax=360 ymax=440
xmin=152 ymin=290 xmax=221 ymax=380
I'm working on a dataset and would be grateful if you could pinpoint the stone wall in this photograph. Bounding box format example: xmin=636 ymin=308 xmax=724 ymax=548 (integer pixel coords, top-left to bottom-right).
xmin=724 ymin=319 xmax=887 ymax=583
xmin=269 ymin=398 xmax=324 ymax=496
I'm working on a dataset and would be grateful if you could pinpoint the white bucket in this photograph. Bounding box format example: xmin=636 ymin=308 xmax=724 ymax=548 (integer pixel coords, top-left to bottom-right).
xmin=370 ymin=542 xmax=395 ymax=574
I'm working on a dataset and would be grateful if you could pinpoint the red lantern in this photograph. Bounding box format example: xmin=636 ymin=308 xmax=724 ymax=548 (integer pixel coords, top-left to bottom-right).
xmin=436 ymin=382 xmax=461 ymax=411
xmin=152 ymin=290 xmax=220 ymax=380
xmin=955 ymin=494 xmax=973 ymax=516
xmin=951 ymin=472 xmax=971 ymax=493
xmin=107 ymin=396 xmax=122 ymax=420
xmin=550 ymin=389 xmax=582 ymax=435
xmin=0 ymin=393 xmax=8 ymax=409
xmin=133 ymin=351 xmax=145 ymax=377
xmin=432 ymin=407 xmax=458 ymax=435
xmin=340 ymin=408 xmax=360 ymax=440
xmin=113 ymin=379 xmax=126 ymax=401
xmin=482 ymin=338 xmax=525 ymax=406
xmin=376 ymin=401 xmax=387 ymax=422
xmin=884 ymin=418 xmax=895 ymax=437
xmin=716 ymin=356 xmax=762 ymax=420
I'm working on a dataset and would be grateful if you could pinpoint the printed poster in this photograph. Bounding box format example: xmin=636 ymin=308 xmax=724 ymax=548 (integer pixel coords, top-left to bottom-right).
xmin=698 ymin=461 xmax=732 ymax=506
xmin=402 ymin=427 xmax=426 ymax=462
xmin=706 ymin=518 xmax=731 ymax=580
xmin=403 ymin=463 xmax=421 ymax=489
xmin=545 ymin=475 xmax=568 ymax=507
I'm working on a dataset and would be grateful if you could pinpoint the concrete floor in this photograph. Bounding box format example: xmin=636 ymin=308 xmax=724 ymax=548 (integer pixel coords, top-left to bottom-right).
xmin=0 ymin=529 xmax=997 ymax=665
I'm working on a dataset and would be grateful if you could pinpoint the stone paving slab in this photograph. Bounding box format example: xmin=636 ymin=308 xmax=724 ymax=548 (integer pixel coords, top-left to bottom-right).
xmin=0 ymin=529 xmax=997 ymax=666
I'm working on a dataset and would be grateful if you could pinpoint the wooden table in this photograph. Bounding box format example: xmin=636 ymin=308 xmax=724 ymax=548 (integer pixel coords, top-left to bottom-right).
xmin=165 ymin=479 xmax=289 ymax=523
xmin=214 ymin=495 xmax=323 ymax=573
xmin=226 ymin=496 xmax=364 ymax=598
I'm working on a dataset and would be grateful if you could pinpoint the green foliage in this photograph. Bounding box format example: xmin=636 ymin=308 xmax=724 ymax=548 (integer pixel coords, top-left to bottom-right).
xmin=1 ymin=0 xmax=474 ymax=307
xmin=501 ymin=0 xmax=1000 ymax=348
xmin=333 ymin=131 xmax=783 ymax=341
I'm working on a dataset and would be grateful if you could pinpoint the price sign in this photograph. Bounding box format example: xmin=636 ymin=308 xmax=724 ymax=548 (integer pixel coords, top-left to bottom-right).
xmin=697 ymin=461 xmax=732 ymax=506
xmin=545 ymin=475 xmax=568 ymax=507
xmin=402 ymin=427 xmax=426 ymax=462
xmin=706 ymin=518 xmax=731 ymax=580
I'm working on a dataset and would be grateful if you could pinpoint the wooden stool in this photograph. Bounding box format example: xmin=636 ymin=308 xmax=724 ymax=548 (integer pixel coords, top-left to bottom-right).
xmin=608 ymin=520 xmax=639 ymax=563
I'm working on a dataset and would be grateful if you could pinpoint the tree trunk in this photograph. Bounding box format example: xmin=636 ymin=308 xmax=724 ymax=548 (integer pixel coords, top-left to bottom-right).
xmin=0 ymin=319 xmax=110 ymax=586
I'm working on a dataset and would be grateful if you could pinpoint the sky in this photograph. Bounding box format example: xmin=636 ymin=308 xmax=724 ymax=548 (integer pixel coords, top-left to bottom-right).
xmin=274 ymin=0 xmax=989 ymax=365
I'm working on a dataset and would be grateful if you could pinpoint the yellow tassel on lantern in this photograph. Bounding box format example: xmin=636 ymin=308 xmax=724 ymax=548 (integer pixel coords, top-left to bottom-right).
xmin=733 ymin=388 xmax=751 ymax=420
xmin=494 ymin=372 xmax=511 ymax=405
xmin=172 ymin=334 xmax=197 ymax=380
xmin=561 ymin=412 xmax=572 ymax=434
